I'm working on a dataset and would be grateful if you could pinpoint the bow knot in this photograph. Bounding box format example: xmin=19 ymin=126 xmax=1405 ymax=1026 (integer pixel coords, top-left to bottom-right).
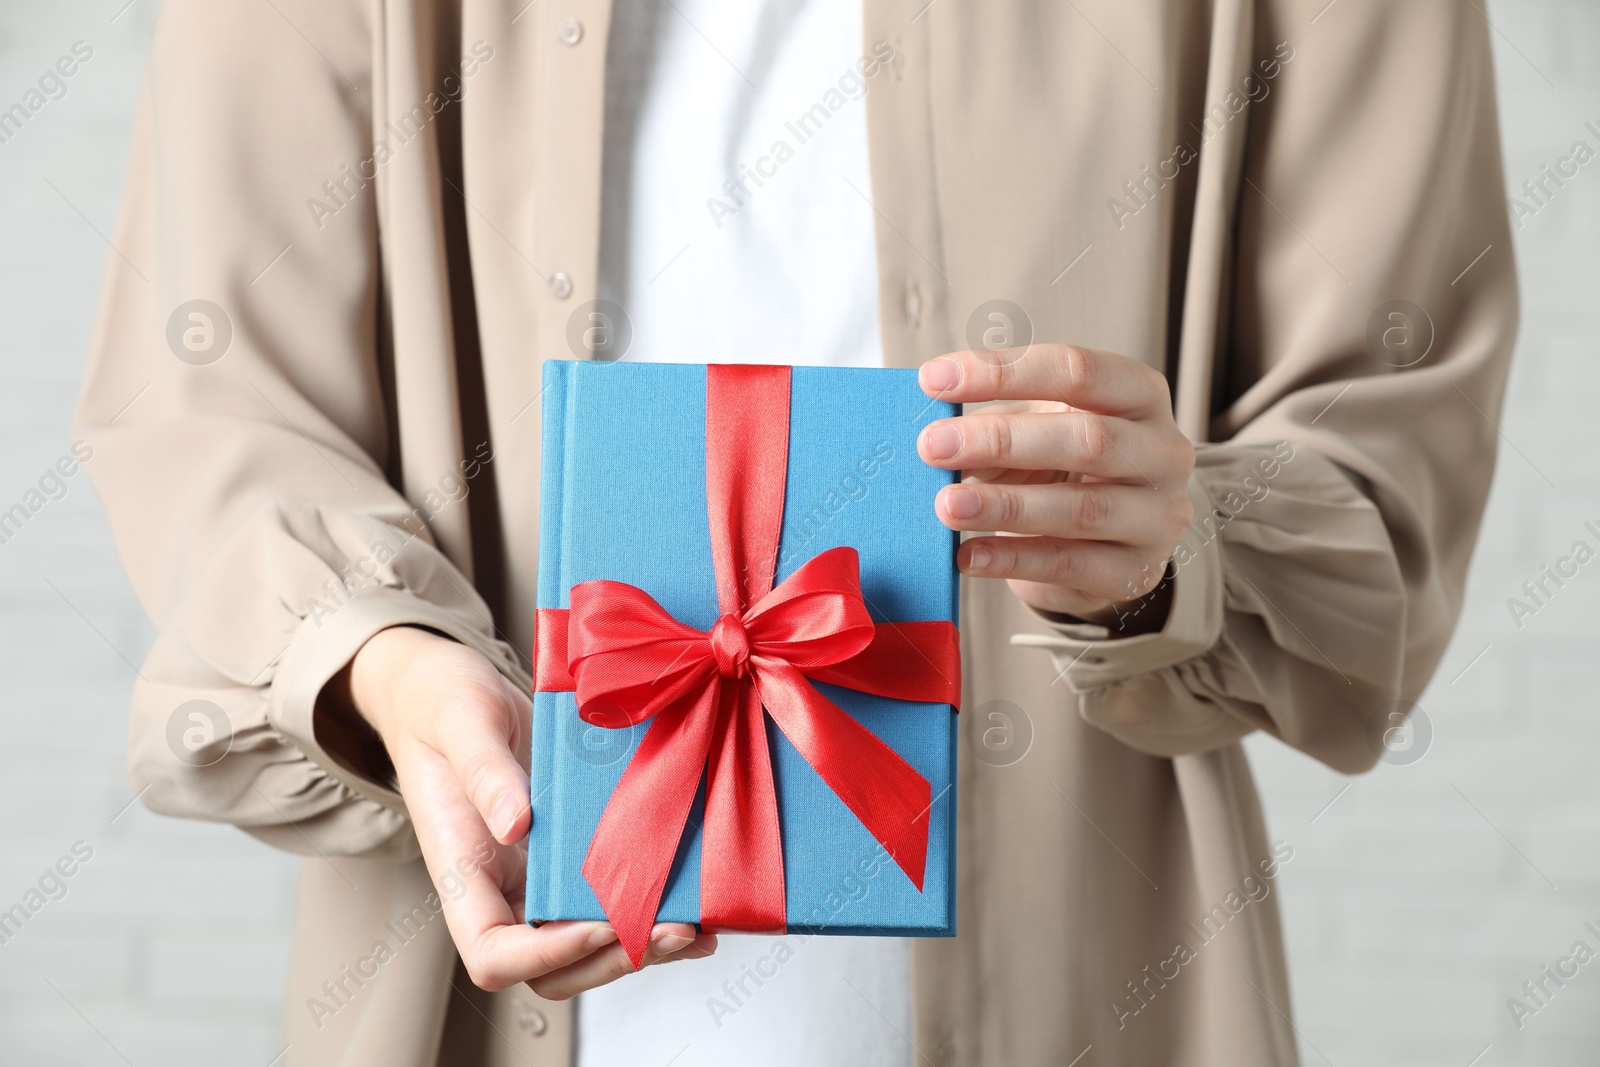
xmin=709 ymin=614 xmax=751 ymax=678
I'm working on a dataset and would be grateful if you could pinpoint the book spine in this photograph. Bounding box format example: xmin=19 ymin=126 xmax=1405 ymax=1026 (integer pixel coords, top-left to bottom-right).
xmin=525 ymin=360 xmax=571 ymax=923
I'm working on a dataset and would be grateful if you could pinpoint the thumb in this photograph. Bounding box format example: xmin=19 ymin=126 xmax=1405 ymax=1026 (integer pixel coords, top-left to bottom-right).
xmin=433 ymin=675 xmax=532 ymax=845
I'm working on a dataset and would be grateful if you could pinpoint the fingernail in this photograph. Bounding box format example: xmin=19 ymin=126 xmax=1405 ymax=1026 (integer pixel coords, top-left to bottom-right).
xmin=491 ymin=793 xmax=522 ymax=840
xmin=586 ymin=924 xmax=618 ymax=950
xmin=965 ymin=543 xmax=992 ymax=574
xmin=920 ymin=358 xmax=961 ymax=394
xmin=652 ymin=932 xmax=693 ymax=955
xmin=942 ymin=485 xmax=983 ymax=520
xmin=920 ymin=423 xmax=962 ymax=461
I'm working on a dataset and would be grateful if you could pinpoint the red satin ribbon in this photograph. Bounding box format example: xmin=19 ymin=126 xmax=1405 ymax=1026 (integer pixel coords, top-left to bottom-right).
xmin=533 ymin=364 xmax=960 ymax=967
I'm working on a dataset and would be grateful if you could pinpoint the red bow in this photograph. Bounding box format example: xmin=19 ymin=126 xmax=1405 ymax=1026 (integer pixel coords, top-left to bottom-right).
xmin=534 ymin=365 xmax=959 ymax=967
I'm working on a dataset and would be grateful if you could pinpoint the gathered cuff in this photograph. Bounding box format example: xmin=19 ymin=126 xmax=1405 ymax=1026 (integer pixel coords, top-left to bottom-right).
xmin=1012 ymin=473 xmax=1223 ymax=691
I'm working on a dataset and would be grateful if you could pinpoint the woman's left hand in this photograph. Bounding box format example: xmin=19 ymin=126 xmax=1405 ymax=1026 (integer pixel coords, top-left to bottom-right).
xmin=916 ymin=346 xmax=1196 ymax=629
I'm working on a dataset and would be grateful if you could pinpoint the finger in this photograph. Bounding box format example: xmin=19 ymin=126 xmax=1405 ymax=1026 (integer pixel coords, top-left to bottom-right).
xmin=656 ymin=937 xmax=719 ymax=965
xmin=527 ymin=928 xmax=717 ymax=1001
xmin=935 ymin=480 xmax=1178 ymax=543
xmin=429 ymin=681 xmax=532 ymax=845
xmin=958 ymin=536 xmax=1165 ymax=603
xmin=400 ymin=744 xmax=610 ymax=990
xmin=919 ymin=346 xmax=1170 ymax=417
xmin=918 ymin=410 xmax=1184 ymax=481
xmin=503 ymin=675 xmax=534 ymax=774
xmin=464 ymin=922 xmax=624 ymax=993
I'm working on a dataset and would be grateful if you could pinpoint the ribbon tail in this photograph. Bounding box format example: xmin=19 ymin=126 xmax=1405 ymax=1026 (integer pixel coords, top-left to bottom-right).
xmin=700 ymin=678 xmax=787 ymax=934
xmin=581 ymin=683 xmax=721 ymax=968
xmin=754 ymin=662 xmax=931 ymax=892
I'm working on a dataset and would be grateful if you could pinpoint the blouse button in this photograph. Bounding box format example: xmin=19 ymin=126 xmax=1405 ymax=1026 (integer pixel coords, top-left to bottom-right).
xmin=548 ymin=272 xmax=574 ymax=300
xmin=517 ymin=1001 xmax=548 ymax=1036
xmin=556 ymin=18 xmax=584 ymax=46
xmin=903 ymin=282 xmax=922 ymax=327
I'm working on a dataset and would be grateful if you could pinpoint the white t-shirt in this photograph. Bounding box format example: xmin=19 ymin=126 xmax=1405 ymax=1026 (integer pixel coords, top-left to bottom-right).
xmin=579 ymin=1 xmax=912 ymax=1065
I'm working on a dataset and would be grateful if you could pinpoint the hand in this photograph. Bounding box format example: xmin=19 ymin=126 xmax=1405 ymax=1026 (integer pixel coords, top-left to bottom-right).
xmin=343 ymin=626 xmax=717 ymax=999
xmin=916 ymin=346 xmax=1196 ymax=629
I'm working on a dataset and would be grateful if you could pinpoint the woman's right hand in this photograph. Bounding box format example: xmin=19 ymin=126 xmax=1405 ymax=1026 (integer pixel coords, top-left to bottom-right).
xmin=344 ymin=625 xmax=718 ymax=1000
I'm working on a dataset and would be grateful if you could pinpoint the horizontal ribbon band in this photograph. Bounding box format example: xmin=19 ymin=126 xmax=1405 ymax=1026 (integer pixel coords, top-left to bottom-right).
xmin=536 ymin=607 xmax=960 ymax=707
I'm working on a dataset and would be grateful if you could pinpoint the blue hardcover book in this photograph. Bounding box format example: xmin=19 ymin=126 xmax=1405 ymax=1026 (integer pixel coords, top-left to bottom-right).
xmin=527 ymin=360 xmax=958 ymax=947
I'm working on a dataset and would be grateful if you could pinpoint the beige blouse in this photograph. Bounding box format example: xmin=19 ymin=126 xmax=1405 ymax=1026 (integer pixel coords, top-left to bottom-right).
xmin=76 ymin=0 xmax=1516 ymax=1063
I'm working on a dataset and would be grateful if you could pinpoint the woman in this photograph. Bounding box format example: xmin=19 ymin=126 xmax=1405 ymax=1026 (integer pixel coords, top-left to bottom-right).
xmin=77 ymin=0 xmax=1515 ymax=1063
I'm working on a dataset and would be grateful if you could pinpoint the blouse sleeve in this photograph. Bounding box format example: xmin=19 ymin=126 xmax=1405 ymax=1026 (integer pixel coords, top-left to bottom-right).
xmin=1013 ymin=0 xmax=1517 ymax=774
xmin=74 ymin=0 xmax=523 ymax=858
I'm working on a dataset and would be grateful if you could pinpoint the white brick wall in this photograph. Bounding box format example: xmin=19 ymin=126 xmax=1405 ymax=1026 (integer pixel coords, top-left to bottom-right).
xmin=0 ymin=4 xmax=297 ymax=1065
xmin=1246 ymin=3 xmax=1600 ymax=1065
xmin=0 ymin=1 xmax=1593 ymax=1064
